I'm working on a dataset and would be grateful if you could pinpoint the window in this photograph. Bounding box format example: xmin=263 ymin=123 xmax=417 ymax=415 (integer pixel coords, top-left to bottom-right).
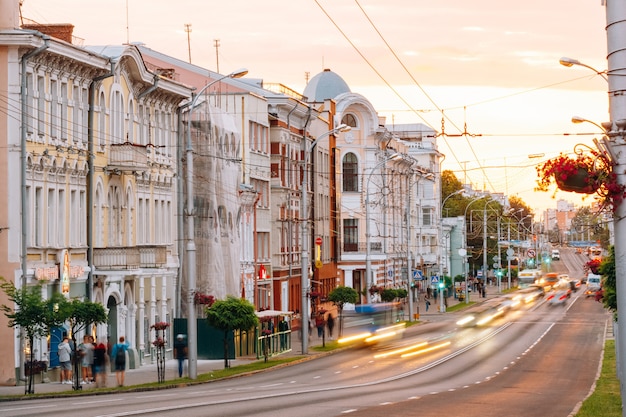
xmin=342 ymin=153 xmax=359 ymax=192
xmin=37 ymin=76 xmax=45 ymax=136
xmin=341 ymin=113 xmax=358 ymax=128
xmin=343 ymin=219 xmax=358 ymax=252
xmin=422 ymin=207 xmax=433 ymax=226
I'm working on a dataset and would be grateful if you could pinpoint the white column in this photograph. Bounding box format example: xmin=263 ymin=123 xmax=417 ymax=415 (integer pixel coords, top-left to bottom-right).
xmin=160 ymin=275 xmax=168 ymax=325
xmin=138 ymin=277 xmax=145 ymax=353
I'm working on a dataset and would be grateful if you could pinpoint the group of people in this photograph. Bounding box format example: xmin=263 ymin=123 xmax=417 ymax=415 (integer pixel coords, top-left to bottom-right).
xmin=57 ymin=335 xmax=129 ymax=388
xmin=309 ymin=312 xmax=335 ymax=340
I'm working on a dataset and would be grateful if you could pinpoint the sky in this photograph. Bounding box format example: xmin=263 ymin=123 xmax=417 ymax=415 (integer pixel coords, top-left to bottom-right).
xmin=20 ymin=0 xmax=610 ymax=214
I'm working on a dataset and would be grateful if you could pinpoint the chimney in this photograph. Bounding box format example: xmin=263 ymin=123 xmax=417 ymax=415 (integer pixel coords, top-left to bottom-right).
xmin=21 ymin=23 xmax=75 ymax=44
xmin=0 ymin=0 xmax=20 ymax=30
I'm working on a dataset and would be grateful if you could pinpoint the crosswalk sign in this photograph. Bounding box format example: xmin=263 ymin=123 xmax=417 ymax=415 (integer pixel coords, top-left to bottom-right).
xmin=431 ymin=276 xmax=439 ymax=285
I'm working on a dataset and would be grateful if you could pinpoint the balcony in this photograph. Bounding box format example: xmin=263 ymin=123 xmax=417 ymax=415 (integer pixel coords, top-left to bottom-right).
xmin=342 ymin=242 xmax=383 ymax=253
xmin=93 ymin=245 xmax=167 ymax=270
xmin=108 ymin=142 xmax=148 ymax=170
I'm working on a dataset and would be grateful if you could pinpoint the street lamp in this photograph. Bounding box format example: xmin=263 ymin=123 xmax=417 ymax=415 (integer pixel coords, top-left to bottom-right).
xmin=184 ymin=68 xmax=248 ymax=379
xmin=365 ymin=153 xmax=401 ymax=300
xmin=300 ymin=124 xmax=350 ymax=354
xmin=438 ymin=189 xmax=465 ymax=312
xmin=406 ymin=171 xmax=434 ymax=321
xmin=462 ymin=196 xmax=490 ymax=303
xmin=559 ymin=57 xmax=608 ymax=81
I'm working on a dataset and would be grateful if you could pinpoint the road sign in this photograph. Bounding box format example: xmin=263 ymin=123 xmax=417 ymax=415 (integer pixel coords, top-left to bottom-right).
xmin=527 ymin=249 xmax=536 ymax=258
xmin=315 ymin=236 xmax=323 ymax=246
xmin=431 ymin=276 xmax=439 ymax=285
xmin=506 ymin=248 xmax=515 ymax=257
xmin=493 ymin=255 xmax=500 ymax=262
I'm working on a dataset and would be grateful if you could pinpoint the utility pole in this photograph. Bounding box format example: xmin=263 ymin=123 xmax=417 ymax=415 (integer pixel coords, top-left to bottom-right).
xmin=604 ymin=2 xmax=626 ymax=411
xmin=184 ymin=24 xmax=192 ymax=64
xmin=214 ymin=39 xmax=220 ymax=73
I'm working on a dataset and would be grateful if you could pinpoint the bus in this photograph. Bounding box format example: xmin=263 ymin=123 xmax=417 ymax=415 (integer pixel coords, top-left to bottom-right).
xmin=338 ymin=302 xmax=405 ymax=345
xmin=518 ymin=269 xmax=541 ymax=289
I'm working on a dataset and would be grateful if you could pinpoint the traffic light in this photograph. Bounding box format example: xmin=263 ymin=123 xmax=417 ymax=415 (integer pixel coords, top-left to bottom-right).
xmin=438 ymin=281 xmax=445 ymax=289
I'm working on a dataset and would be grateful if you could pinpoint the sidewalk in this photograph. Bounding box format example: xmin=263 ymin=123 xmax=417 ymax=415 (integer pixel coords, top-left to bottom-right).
xmin=0 ymin=291 xmax=501 ymax=398
xmin=0 ymin=339 xmax=327 ymax=398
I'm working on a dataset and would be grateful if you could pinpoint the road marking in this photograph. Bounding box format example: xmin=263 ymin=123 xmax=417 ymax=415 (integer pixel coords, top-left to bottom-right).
xmin=0 ymin=404 xmax=53 ymax=412
xmin=341 ymin=409 xmax=358 ymax=414
xmin=75 ymin=398 xmax=125 ymax=405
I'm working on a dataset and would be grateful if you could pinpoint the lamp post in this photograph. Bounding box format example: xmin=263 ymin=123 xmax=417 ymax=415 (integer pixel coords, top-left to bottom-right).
xmin=184 ymin=68 xmax=248 ymax=379
xmin=463 ymin=196 xmax=489 ymax=302
xmin=300 ymin=124 xmax=350 ymax=354
xmin=407 ymin=172 xmax=434 ymax=320
xmin=438 ymin=189 xmax=464 ymax=312
xmin=365 ymin=153 xmax=401 ymax=300
xmin=559 ymin=57 xmax=608 ymax=81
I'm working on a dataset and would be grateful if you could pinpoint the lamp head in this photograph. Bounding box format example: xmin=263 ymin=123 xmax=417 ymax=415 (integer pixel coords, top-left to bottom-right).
xmin=571 ymin=116 xmax=586 ymax=124
xmin=334 ymin=124 xmax=351 ymax=133
xmin=229 ymin=68 xmax=248 ymax=78
xmin=559 ymin=57 xmax=579 ymax=68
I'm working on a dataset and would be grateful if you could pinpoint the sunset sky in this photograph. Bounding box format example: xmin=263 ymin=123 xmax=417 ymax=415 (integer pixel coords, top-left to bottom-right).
xmin=21 ymin=0 xmax=610 ymax=213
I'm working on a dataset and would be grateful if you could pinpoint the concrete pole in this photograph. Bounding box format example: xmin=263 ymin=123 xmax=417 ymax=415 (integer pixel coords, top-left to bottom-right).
xmin=483 ymin=203 xmax=488 ymax=292
xmin=605 ymin=2 xmax=626 ymax=411
xmin=184 ymin=69 xmax=247 ymax=379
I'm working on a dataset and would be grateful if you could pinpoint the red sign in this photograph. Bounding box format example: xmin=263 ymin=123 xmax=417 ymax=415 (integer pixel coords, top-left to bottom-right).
xmin=258 ymin=264 xmax=267 ymax=279
xmin=315 ymin=237 xmax=323 ymax=246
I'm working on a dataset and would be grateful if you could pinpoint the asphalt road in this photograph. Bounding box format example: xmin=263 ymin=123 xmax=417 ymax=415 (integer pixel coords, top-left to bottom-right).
xmin=0 ymin=249 xmax=608 ymax=417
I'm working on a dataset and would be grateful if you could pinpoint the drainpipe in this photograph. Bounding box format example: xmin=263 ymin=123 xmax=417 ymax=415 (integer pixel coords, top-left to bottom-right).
xmin=20 ymin=32 xmax=49 ymax=384
xmin=87 ymin=62 xmax=114 ymax=302
xmin=137 ymin=75 xmax=160 ymax=100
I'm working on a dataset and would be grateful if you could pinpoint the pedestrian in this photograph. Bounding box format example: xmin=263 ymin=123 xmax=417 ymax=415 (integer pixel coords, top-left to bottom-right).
xmin=173 ymin=334 xmax=188 ymax=378
xmin=111 ymin=336 xmax=129 ymax=387
xmin=78 ymin=335 xmax=94 ymax=385
xmin=426 ymin=287 xmax=432 ymax=299
xmin=315 ymin=313 xmax=325 ymax=338
xmin=326 ymin=314 xmax=335 ymax=339
xmin=425 ymin=298 xmax=431 ymax=312
xmin=88 ymin=335 xmax=96 ymax=383
xmin=93 ymin=339 xmax=107 ymax=388
xmin=278 ymin=317 xmax=289 ymax=348
xmin=58 ymin=336 xmax=72 ymax=384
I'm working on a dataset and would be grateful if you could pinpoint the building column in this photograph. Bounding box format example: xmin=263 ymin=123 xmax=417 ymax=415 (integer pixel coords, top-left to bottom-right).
xmin=138 ymin=276 xmax=145 ymax=358
xmin=160 ymin=275 xmax=168 ymax=326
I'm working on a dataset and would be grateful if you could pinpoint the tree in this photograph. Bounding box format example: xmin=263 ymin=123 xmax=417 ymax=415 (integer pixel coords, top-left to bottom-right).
xmin=56 ymin=298 xmax=107 ymax=389
xmin=0 ymin=279 xmax=66 ymax=394
xmin=327 ymin=286 xmax=358 ymax=338
xmin=599 ymin=245 xmax=616 ymax=317
xmin=205 ymin=296 xmax=259 ymax=368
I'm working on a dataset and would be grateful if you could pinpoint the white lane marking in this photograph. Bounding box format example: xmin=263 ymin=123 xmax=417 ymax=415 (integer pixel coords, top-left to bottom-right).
xmin=74 ymin=398 xmax=125 ymax=405
xmin=0 ymin=404 xmax=54 ymax=412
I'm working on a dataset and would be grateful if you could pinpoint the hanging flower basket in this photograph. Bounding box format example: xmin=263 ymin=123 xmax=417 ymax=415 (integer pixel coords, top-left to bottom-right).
xmin=536 ymin=147 xmax=626 ymax=212
xmin=554 ymin=167 xmax=599 ymax=194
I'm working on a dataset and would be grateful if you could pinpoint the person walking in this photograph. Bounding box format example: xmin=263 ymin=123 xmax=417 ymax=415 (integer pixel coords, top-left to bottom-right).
xmin=93 ymin=339 xmax=107 ymax=388
xmin=315 ymin=312 xmax=325 ymax=339
xmin=78 ymin=335 xmax=93 ymax=385
xmin=173 ymin=334 xmax=188 ymax=378
xmin=326 ymin=314 xmax=335 ymax=339
xmin=58 ymin=336 xmax=72 ymax=384
xmin=111 ymin=336 xmax=129 ymax=387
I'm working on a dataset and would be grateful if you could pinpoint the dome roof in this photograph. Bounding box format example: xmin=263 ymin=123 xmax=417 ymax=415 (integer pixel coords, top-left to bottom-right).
xmin=303 ymin=69 xmax=351 ymax=102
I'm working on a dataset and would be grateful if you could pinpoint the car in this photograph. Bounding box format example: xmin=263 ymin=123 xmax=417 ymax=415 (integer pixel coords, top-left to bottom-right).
xmin=456 ymin=299 xmax=508 ymax=327
xmin=538 ymin=272 xmax=559 ymax=291
xmin=546 ymin=280 xmax=572 ymax=306
xmin=551 ymin=249 xmax=560 ymax=260
xmin=585 ymin=273 xmax=602 ymax=297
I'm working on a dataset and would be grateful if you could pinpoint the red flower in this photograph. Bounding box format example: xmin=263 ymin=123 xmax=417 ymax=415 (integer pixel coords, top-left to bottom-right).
xmin=536 ymin=148 xmax=625 ymax=212
xmin=194 ymin=292 xmax=215 ymax=306
xmin=151 ymin=322 xmax=170 ymax=331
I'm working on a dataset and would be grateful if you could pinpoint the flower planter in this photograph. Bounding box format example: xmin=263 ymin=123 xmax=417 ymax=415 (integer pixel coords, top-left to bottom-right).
xmin=555 ymin=167 xmax=598 ymax=194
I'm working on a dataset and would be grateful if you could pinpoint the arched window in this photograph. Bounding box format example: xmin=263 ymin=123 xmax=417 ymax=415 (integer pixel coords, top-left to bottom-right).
xmin=341 ymin=113 xmax=358 ymax=128
xmin=342 ymin=153 xmax=359 ymax=192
